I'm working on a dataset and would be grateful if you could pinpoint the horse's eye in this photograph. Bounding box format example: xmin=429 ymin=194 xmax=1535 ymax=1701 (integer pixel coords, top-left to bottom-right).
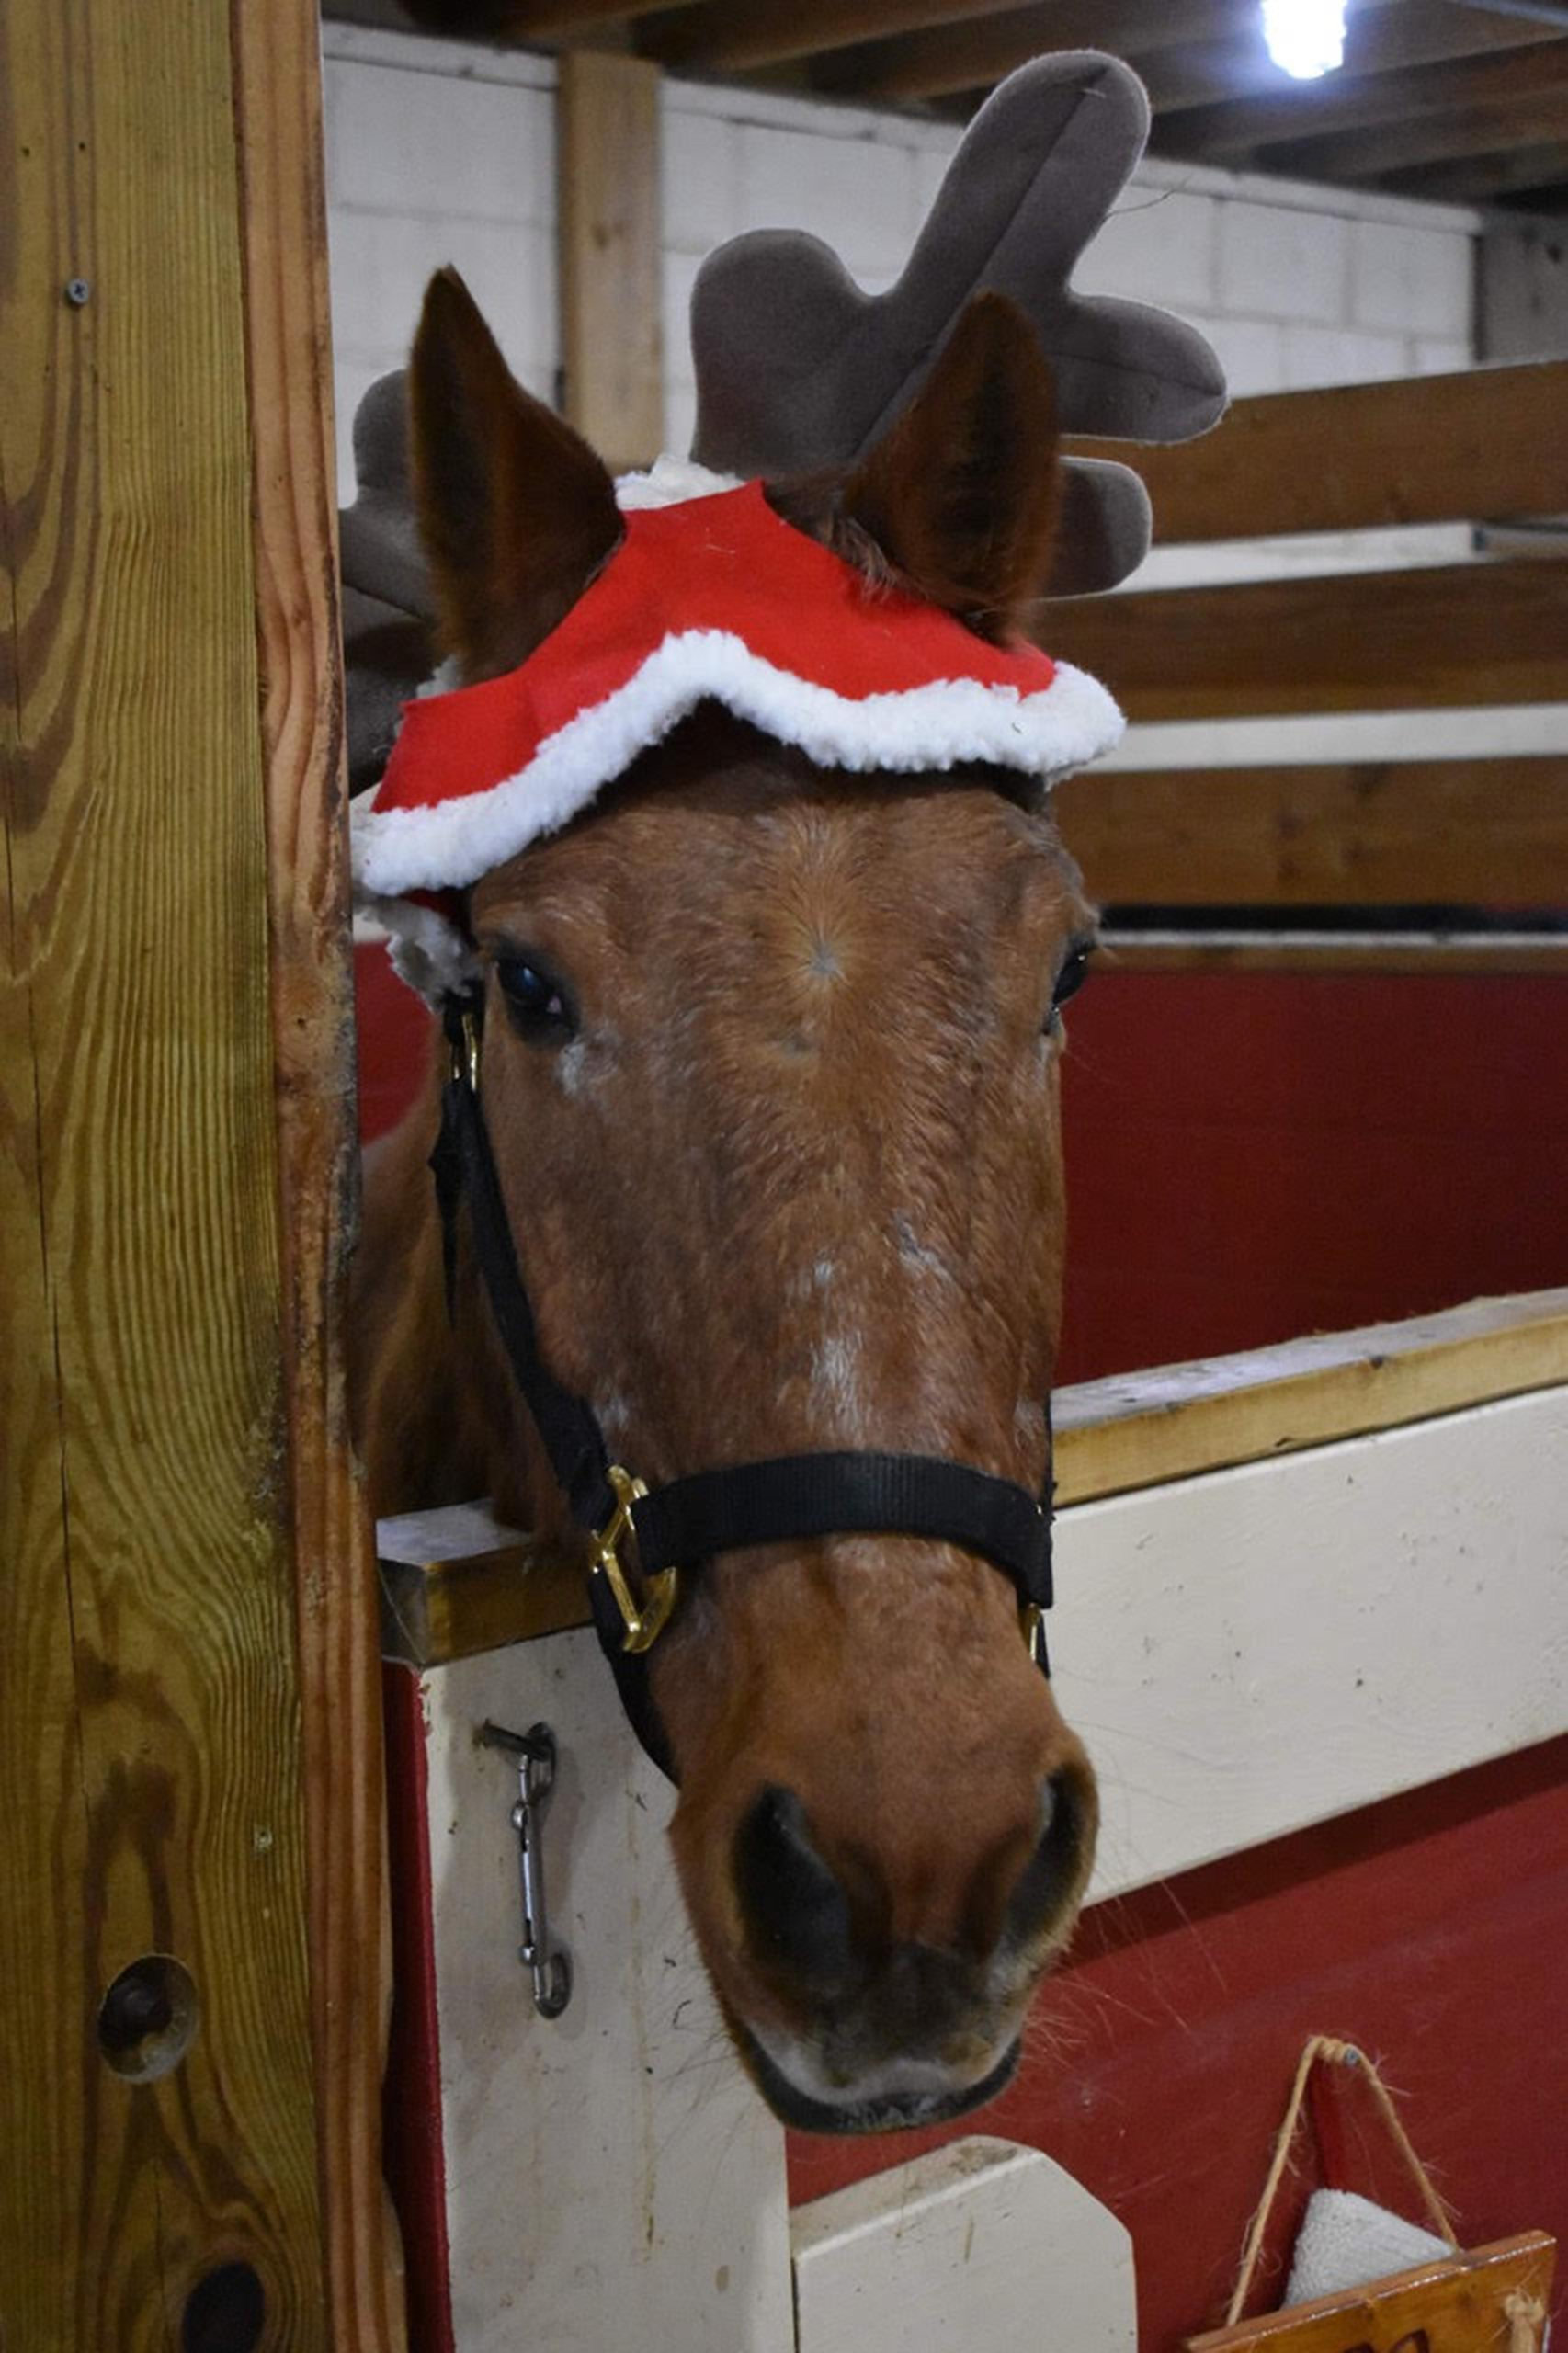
xmin=1047 ymin=944 xmax=1094 ymax=1028
xmin=494 ymin=955 xmax=574 ymax=1041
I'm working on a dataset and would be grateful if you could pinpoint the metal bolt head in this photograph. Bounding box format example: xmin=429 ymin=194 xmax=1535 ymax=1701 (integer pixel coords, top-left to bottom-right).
xmin=64 ymin=278 xmax=91 ymax=307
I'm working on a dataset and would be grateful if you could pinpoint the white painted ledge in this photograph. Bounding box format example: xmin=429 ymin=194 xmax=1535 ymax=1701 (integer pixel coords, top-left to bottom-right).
xmin=792 ymin=2137 xmax=1136 ymax=2353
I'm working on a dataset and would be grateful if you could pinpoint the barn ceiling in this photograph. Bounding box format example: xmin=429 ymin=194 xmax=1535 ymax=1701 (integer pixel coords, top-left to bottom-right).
xmin=341 ymin=0 xmax=1568 ymax=212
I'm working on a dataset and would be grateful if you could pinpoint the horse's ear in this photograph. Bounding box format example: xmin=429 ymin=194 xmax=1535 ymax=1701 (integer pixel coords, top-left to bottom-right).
xmin=408 ymin=267 xmax=622 ymax=680
xmin=835 ymin=290 xmax=1060 ymax=645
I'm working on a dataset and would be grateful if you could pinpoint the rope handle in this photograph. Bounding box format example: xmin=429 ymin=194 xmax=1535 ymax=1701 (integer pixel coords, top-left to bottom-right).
xmin=1226 ymin=2035 xmax=1460 ymax=2325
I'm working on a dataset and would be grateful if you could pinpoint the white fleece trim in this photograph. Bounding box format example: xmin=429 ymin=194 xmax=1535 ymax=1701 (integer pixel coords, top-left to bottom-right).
xmin=351 ymin=631 xmax=1123 ymax=902
xmin=615 ymin=455 xmax=742 ymax=510
xmin=358 ymin=891 xmax=479 ymax=1005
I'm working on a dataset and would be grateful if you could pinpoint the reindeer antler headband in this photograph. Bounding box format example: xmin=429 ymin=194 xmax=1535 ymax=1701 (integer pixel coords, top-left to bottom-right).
xmin=340 ymin=50 xmax=1226 ymax=799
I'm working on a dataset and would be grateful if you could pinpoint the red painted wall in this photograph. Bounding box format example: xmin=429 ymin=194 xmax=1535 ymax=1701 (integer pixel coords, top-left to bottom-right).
xmin=787 ymin=1737 xmax=1568 ymax=2351
xmin=1058 ymin=966 xmax=1568 ymax=1384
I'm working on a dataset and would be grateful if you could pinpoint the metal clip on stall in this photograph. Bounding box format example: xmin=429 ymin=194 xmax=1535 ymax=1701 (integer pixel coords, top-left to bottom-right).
xmin=480 ymin=1721 xmax=572 ymax=2019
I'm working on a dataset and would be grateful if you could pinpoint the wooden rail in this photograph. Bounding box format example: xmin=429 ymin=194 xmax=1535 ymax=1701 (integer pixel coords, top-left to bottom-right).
xmin=1070 ymin=361 xmax=1568 ymax=544
xmin=1060 ymin=361 xmax=1568 ymax=940
xmin=1055 ymin=756 xmax=1568 ymax=910
xmin=1047 ymin=557 xmax=1568 ymax=721
xmin=378 ymin=1290 xmax=1568 ymax=1667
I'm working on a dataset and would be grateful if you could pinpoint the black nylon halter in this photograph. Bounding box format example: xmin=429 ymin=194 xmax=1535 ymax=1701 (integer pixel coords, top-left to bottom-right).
xmin=431 ymin=994 xmax=1055 ymax=1781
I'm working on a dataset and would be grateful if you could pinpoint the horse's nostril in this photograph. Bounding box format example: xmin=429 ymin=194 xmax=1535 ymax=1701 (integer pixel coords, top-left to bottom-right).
xmin=733 ymin=1786 xmax=858 ymax=1988
xmin=1004 ymin=1769 xmax=1086 ymax=1949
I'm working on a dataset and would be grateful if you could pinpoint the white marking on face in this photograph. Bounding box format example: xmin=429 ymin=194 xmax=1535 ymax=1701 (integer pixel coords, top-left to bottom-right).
xmin=596 ymin=1389 xmax=631 ymax=1444
xmin=810 ymin=1332 xmax=862 ymax=1422
xmin=555 ymin=1039 xmax=591 ymax=1097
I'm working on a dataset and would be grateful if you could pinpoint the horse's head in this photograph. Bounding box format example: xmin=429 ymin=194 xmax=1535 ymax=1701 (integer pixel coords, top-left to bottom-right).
xmin=390 ymin=270 xmax=1104 ymax=2131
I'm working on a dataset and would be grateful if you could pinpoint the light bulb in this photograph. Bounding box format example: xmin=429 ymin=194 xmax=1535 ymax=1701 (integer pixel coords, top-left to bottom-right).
xmin=1261 ymin=0 xmax=1347 ymax=80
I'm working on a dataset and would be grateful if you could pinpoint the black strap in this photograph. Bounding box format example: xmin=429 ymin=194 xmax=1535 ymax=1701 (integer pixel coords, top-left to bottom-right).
xmin=430 ymin=989 xmax=1056 ymax=1780
xmin=435 ymin=1001 xmax=617 ymax=1532
xmin=632 ymin=1452 xmax=1051 ymax=1608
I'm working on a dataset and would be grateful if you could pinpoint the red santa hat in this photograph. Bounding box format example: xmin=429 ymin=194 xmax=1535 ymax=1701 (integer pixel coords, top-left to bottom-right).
xmin=352 ymin=474 xmax=1122 ymax=1000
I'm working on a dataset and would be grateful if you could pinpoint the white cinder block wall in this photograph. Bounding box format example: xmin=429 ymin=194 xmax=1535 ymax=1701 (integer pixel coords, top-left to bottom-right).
xmin=323 ymin=21 xmax=1476 ymax=505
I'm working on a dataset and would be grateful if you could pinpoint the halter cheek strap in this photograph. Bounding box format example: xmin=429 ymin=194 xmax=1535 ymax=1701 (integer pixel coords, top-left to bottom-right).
xmin=431 ymin=995 xmax=1055 ymax=1782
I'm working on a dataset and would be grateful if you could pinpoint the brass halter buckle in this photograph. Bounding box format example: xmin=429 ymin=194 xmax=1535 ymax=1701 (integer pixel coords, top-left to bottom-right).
xmin=1020 ymin=1599 xmax=1047 ymax=1668
xmin=591 ymin=1464 xmax=680 ymax=1654
xmin=451 ymin=1006 xmax=482 ymax=1090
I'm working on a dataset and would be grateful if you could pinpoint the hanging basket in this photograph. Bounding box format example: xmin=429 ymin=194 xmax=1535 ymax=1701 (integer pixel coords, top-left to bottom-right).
xmin=1184 ymin=2037 xmax=1556 ymax=2353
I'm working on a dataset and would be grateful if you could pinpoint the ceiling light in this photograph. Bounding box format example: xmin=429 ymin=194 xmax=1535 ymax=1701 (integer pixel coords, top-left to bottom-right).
xmin=1260 ymin=0 xmax=1348 ymax=79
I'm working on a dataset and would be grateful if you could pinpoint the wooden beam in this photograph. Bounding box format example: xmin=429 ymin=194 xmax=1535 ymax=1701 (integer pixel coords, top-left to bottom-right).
xmin=230 ymin=7 xmax=406 ymax=2348
xmin=1270 ymin=80 xmax=1568 ymax=179
xmin=810 ymin=0 xmax=1310 ymax=104
xmin=642 ymin=0 xmax=1050 ymax=74
xmin=1062 ymin=1289 xmax=1568 ymax=1503
xmin=557 ymin=50 xmax=663 ymax=475
xmin=1096 ymin=929 xmax=1568 ymax=973
xmin=1381 ymin=133 xmax=1568 ymax=198
xmin=1153 ymin=31 xmax=1568 ymax=158
xmin=1054 ymin=756 xmax=1568 ymax=908
xmin=1069 ymin=363 xmax=1568 ymax=542
xmin=1142 ymin=3 xmax=1564 ymax=119
xmin=1 ymin=0 xmax=331 ymax=2340
xmin=645 ymin=0 xmax=1269 ymax=77
xmin=375 ymin=1290 xmax=1568 ymax=1661
xmin=1044 ymin=558 xmax=1568 ymax=720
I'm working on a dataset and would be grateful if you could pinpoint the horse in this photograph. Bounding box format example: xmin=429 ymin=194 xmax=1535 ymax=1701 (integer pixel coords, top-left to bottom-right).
xmin=353 ymin=267 xmax=1104 ymax=2134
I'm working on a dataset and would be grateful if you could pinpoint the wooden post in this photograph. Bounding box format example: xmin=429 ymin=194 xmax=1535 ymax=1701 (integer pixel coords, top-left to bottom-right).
xmin=0 ymin=1 xmax=402 ymax=2345
xmin=558 ymin=50 xmax=665 ymax=473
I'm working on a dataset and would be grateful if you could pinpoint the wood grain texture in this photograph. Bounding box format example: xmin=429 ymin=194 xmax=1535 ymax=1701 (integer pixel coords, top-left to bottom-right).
xmin=229 ymin=2 xmax=408 ymax=2346
xmin=1054 ymin=756 xmax=1568 ymax=908
xmin=1068 ymin=363 xmax=1568 ymax=543
xmin=812 ymin=0 xmax=1402 ymax=102
xmin=1274 ymin=81 xmax=1568 ymax=180
xmin=658 ymin=0 xmax=1276 ymax=80
xmin=0 ymin=0 xmax=325 ymax=2343
xmin=557 ymin=51 xmax=664 ymax=475
xmin=1054 ymin=1288 xmax=1568 ymax=1505
xmin=1142 ymin=6 xmax=1564 ymax=119
xmin=1183 ymin=2232 xmax=1554 ymax=2353
xmin=1155 ymin=33 xmax=1568 ymax=158
xmin=375 ymin=1292 xmax=1568 ymax=1660
xmin=1096 ymin=931 xmax=1568 ymax=974
xmin=1385 ymin=135 xmax=1568 ymax=202
xmin=1045 ymin=561 xmax=1568 ymax=720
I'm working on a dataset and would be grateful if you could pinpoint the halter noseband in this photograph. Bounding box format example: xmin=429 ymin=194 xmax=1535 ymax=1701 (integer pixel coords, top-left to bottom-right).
xmin=431 ymin=994 xmax=1055 ymax=1782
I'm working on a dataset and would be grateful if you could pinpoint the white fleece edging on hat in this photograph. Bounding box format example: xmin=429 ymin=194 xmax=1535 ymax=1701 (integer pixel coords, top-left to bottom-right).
xmin=351 ymin=631 xmax=1123 ymax=903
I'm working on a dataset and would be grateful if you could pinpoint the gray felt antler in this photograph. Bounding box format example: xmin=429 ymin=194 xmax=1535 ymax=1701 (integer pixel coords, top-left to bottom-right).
xmin=690 ymin=51 xmax=1225 ymax=601
xmin=339 ymin=48 xmax=1226 ymax=790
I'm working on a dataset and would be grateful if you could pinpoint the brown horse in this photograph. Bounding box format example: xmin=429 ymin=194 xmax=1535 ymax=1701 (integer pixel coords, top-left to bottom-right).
xmin=354 ymin=269 xmax=1100 ymax=2134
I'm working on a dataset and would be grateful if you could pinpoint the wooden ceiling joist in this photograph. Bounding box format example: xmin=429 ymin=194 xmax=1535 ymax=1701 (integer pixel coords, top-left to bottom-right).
xmin=1153 ymin=30 xmax=1568 ymax=160
xmin=644 ymin=0 xmax=1292 ymax=80
xmin=1272 ymin=79 xmax=1568 ymax=179
xmin=805 ymin=0 xmax=1317 ymax=104
xmin=1381 ymin=133 xmax=1568 ymax=199
xmin=640 ymin=0 xmax=1026 ymax=75
xmin=1142 ymin=5 xmax=1567 ymax=122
